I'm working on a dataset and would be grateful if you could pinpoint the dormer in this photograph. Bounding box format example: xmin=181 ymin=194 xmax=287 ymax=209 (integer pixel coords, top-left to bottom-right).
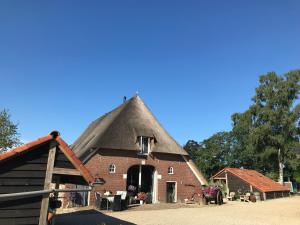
xmin=138 ymin=136 xmax=152 ymax=155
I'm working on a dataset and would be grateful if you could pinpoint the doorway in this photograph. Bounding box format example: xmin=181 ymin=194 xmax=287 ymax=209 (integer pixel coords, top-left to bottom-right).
xmin=127 ymin=165 xmax=156 ymax=203
xmin=166 ymin=182 xmax=177 ymax=203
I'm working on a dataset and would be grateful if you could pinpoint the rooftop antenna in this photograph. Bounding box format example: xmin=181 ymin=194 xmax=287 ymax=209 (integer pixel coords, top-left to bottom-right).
xmin=123 ymin=96 xmax=127 ymax=103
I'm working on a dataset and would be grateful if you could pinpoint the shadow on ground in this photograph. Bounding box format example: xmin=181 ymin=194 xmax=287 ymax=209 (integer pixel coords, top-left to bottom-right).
xmin=55 ymin=209 xmax=136 ymax=225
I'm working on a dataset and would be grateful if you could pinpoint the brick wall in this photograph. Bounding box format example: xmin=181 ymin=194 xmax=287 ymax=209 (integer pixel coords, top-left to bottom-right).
xmin=85 ymin=149 xmax=203 ymax=205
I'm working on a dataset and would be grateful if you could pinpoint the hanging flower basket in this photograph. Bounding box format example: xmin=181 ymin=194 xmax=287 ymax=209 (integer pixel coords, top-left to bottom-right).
xmin=137 ymin=192 xmax=147 ymax=202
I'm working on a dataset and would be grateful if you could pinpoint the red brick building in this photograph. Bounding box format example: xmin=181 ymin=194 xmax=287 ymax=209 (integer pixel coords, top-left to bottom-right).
xmin=72 ymin=96 xmax=207 ymax=204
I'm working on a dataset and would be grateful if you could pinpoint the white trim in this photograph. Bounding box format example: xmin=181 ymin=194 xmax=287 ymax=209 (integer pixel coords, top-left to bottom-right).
xmin=139 ymin=136 xmax=151 ymax=155
xmin=88 ymin=190 xmax=91 ymax=206
xmin=225 ymin=172 xmax=229 ymax=194
xmin=108 ymin=164 xmax=116 ymax=173
xmin=153 ymin=169 xmax=158 ymax=203
xmin=148 ymin=137 xmax=151 ymax=154
xmin=168 ymin=166 xmax=174 ymax=175
xmin=138 ymin=164 xmax=142 ymax=188
xmin=166 ymin=181 xmax=177 ymax=203
xmin=182 ymin=155 xmax=206 ymax=185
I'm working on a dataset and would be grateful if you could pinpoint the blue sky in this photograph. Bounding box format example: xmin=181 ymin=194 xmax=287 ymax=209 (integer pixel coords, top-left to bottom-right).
xmin=0 ymin=0 xmax=299 ymax=145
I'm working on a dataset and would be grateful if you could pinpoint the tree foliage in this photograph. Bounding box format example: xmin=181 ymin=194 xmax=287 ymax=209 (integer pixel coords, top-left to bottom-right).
xmin=184 ymin=132 xmax=236 ymax=178
xmin=185 ymin=70 xmax=300 ymax=182
xmin=0 ymin=109 xmax=21 ymax=153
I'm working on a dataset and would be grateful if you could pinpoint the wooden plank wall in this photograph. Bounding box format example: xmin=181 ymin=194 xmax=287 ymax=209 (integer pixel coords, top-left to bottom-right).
xmin=227 ymin=172 xmax=252 ymax=194
xmin=54 ymin=151 xmax=76 ymax=169
xmin=0 ymin=143 xmax=50 ymax=225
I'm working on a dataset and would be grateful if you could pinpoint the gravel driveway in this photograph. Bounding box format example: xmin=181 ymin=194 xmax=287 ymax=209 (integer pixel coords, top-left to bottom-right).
xmin=57 ymin=196 xmax=300 ymax=225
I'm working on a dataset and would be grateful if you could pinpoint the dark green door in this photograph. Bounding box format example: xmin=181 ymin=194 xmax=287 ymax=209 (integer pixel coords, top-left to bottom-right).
xmin=166 ymin=182 xmax=176 ymax=203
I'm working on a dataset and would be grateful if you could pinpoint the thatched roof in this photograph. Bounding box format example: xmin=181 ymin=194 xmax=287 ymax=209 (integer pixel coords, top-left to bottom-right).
xmin=72 ymin=96 xmax=189 ymax=159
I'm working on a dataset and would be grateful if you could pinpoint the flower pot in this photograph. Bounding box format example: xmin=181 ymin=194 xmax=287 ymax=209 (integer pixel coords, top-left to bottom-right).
xmin=140 ymin=200 xmax=143 ymax=205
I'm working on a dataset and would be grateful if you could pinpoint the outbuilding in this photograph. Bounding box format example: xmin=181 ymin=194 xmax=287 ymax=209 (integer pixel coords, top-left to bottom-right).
xmin=212 ymin=168 xmax=290 ymax=200
xmin=0 ymin=131 xmax=95 ymax=225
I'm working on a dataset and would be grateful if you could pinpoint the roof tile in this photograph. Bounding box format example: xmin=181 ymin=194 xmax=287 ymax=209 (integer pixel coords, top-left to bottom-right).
xmin=0 ymin=132 xmax=94 ymax=184
xmin=213 ymin=167 xmax=289 ymax=192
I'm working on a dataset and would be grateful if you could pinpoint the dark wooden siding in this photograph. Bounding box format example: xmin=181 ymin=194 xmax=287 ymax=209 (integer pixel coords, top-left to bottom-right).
xmin=252 ymin=187 xmax=264 ymax=200
xmin=265 ymin=191 xmax=289 ymax=200
xmin=54 ymin=151 xmax=75 ymax=169
xmin=227 ymin=172 xmax=251 ymax=194
xmin=0 ymin=142 xmax=50 ymax=225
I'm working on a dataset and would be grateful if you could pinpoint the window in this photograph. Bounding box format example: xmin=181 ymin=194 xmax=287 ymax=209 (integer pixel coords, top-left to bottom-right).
xmin=139 ymin=136 xmax=150 ymax=155
xmin=109 ymin=164 xmax=116 ymax=173
xmin=168 ymin=166 xmax=174 ymax=174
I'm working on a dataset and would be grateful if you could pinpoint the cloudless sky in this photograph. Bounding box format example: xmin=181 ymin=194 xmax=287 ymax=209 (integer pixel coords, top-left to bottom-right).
xmin=0 ymin=0 xmax=299 ymax=145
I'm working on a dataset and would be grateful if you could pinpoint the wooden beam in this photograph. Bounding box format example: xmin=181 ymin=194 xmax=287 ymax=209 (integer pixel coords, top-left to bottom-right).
xmin=39 ymin=141 xmax=56 ymax=225
xmin=53 ymin=167 xmax=81 ymax=176
xmin=225 ymin=172 xmax=229 ymax=194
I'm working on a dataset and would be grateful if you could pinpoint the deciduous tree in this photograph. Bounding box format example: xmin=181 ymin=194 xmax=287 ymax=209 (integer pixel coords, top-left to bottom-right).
xmin=0 ymin=109 xmax=21 ymax=153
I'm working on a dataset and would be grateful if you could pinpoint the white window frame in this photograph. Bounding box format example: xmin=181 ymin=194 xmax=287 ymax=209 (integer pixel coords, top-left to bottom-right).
xmin=140 ymin=136 xmax=151 ymax=155
xmin=108 ymin=164 xmax=116 ymax=174
xmin=168 ymin=166 xmax=174 ymax=175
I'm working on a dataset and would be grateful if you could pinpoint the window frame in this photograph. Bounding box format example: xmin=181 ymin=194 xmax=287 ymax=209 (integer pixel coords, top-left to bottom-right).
xmin=108 ymin=164 xmax=116 ymax=174
xmin=168 ymin=166 xmax=174 ymax=175
xmin=139 ymin=136 xmax=151 ymax=155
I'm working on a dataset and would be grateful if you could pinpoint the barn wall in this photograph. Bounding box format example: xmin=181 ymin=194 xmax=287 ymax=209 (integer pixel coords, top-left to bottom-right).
xmin=227 ymin=172 xmax=251 ymax=194
xmin=252 ymin=187 xmax=264 ymax=200
xmin=0 ymin=142 xmax=50 ymax=225
xmin=265 ymin=191 xmax=290 ymax=200
xmin=85 ymin=149 xmax=203 ymax=205
xmin=54 ymin=151 xmax=75 ymax=169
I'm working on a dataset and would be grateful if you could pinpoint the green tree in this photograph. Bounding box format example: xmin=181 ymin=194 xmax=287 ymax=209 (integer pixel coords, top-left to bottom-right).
xmin=232 ymin=70 xmax=300 ymax=183
xmin=184 ymin=132 xmax=236 ymax=178
xmin=0 ymin=109 xmax=21 ymax=153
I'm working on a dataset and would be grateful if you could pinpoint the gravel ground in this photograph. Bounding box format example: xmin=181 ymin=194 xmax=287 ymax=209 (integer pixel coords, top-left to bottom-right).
xmin=56 ymin=196 xmax=300 ymax=225
xmin=105 ymin=196 xmax=300 ymax=225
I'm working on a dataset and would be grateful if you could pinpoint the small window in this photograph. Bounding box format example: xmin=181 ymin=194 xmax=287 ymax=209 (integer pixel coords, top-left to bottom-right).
xmin=109 ymin=164 xmax=116 ymax=173
xmin=139 ymin=136 xmax=150 ymax=155
xmin=168 ymin=166 xmax=174 ymax=174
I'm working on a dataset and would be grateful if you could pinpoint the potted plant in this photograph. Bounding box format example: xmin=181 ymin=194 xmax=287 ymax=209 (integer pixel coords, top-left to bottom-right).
xmin=137 ymin=192 xmax=147 ymax=204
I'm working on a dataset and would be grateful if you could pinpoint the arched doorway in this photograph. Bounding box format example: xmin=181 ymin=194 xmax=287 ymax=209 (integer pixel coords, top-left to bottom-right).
xmin=126 ymin=165 xmax=157 ymax=203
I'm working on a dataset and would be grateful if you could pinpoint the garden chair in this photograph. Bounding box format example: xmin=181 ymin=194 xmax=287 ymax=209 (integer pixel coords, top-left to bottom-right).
xmin=116 ymin=191 xmax=129 ymax=209
xmin=95 ymin=192 xmax=102 ymax=209
xmin=244 ymin=192 xmax=251 ymax=202
xmin=227 ymin=192 xmax=235 ymax=201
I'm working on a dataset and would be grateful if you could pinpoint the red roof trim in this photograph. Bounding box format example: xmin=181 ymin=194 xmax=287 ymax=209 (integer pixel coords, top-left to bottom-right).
xmin=0 ymin=135 xmax=53 ymax=161
xmin=55 ymin=136 xmax=94 ymax=184
xmin=0 ymin=132 xmax=95 ymax=184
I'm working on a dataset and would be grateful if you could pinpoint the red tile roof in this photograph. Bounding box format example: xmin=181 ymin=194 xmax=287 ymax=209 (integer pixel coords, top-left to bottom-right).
xmin=56 ymin=136 xmax=94 ymax=183
xmin=212 ymin=168 xmax=290 ymax=193
xmin=0 ymin=131 xmax=94 ymax=184
xmin=0 ymin=135 xmax=53 ymax=161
